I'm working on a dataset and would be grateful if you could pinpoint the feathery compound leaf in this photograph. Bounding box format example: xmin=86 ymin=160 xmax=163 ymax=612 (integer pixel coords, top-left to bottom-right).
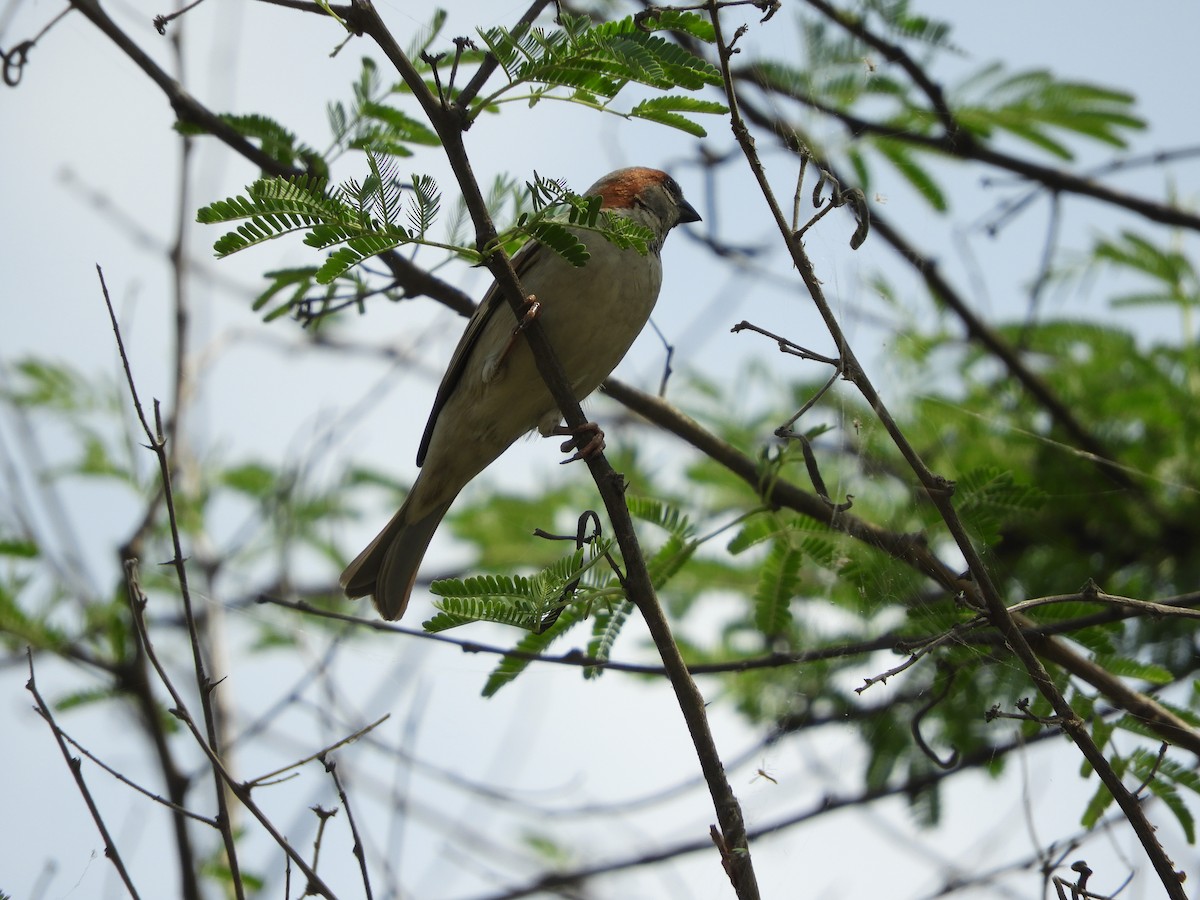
xmin=315 ymin=232 xmax=408 ymax=283
xmin=425 ymin=573 xmax=544 ymax=632
xmin=592 ymin=18 xmax=722 ymax=89
xmin=474 ymin=14 xmax=720 ymax=117
xmin=423 ymin=599 xmax=535 ymax=632
xmin=596 ymin=213 xmax=654 ymax=255
xmin=957 ymin=467 xmax=1046 ymax=544
xmin=635 ymin=10 xmax=717 ymax=42
xmin=585 ymin=597 xmax=634 ymax=679
xmin=252 ymin=267 xmax=319 ymax=316
xmin=482 ymin=604 xmax=587 ymax=697
xmin=176 ymin=112 xmax=328 ymax=178
xmin=626 ymin=496 xmax=694 ymax=538
xmin=1093 ymin=231 xmax=1197 ymax=311
xmin=953 ymin=64 xmax=1144 ymax=160
xmin=865 ymin=0 xmax=956 ymax=50
xmin=407 ymin=8 xmax=448 ymax=61
xmin=426 ymin=547 xmax=606 ymax=636
xmin=198 ymin=174 xmax=362 ymax=256
xmin=361 ymin=152 xmax=405 ymax=225
xmin=529 ymin=221 xmax=590 ymax=267
xmin=872 ymin=137 xmax=947 ymax=211
xmin=407 ymin=173 xmax=441 ymax=238
xmin=645 ymin=531 xmax=699 ymax=589
xmin=1090 ymin=655 xmax=1173 ymax=686
xmin=526 ymin=172 xmax=573 ymax=210
xmin=357 ymin=101 xmax=440 ymax=149
xmin=1131 ymin=749 xmax=1196 ymax=843
xmin=631 ymin=96 xmax=727 ymax=137
xmin=754 ymin=540 xmax=801 ymax=636
xmin=728 ymin=514 xmax=784 ymax=555
xmin=201 ymin=162 xmax=451 ymax=281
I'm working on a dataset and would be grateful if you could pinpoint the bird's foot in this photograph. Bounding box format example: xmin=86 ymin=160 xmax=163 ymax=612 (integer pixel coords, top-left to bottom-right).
xmin=550 ymin=422 xmax=606 ymax=464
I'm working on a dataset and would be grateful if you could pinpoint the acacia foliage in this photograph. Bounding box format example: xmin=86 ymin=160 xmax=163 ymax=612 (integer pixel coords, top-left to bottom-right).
xmin=3 ymin=1 xmax=1199 ymax=898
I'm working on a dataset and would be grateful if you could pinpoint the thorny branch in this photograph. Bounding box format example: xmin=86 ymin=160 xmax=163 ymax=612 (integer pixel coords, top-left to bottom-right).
xmin=9 ymin=0 xmax=1199 ymax=895
xmin=704 ymin=3 xmax=1188 ymax=895
xmin=99 ymin=268 xmax=337 ymax=898
xmin=348 ymin=3 xmax=761 ymax=895
xmin=27 ymin=650 xmax=144 ymax=900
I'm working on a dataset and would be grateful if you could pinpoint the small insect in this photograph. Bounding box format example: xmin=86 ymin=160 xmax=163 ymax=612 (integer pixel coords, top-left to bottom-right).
xmin=862 ymin=56 xmax=877 ymax=73
xmin=751 ymin=762 xmax=778 ymax=785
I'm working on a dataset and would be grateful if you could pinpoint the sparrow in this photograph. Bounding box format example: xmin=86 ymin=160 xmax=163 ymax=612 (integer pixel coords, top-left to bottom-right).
xmin=340 ymin=167 xmax=701 ymax=620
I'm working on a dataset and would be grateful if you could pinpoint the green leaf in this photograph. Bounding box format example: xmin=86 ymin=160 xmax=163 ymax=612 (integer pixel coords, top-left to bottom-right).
xmin=1091 ymin=655 xmax=1174 ymax=686
xmin=1146 ymin=776 xmax=1195 ymax=844
xmin=314 ymin=233 xmax=406 ymax=283
xmin=482 ymin=603 xmax=586 ymax=696
xmin=1092 ymin=230 xmax=1197 ymax=312
xmin=359 ymin=100 xmax=440 ymax=148
xmin=956 ymin=467 xmax=1046 ymax=544
xmin=473 ymin=14 xmax=721 ymax=118
xmin=252 ymin=266 xmax=321 ymax=319
xmin=630 ymin=96 xmax=726 ymax=137
xmin=529 ymin=221 xmax=589 ymax=267
xmin=407 ymin=173 xmax=441 ymax=238
xmin=585 ymin=597 xmax=635 ymax=678
xmin=221 ymin=462 xmax=277 ymax=499
xmin=1080 ymin=777 xmax=1117 ymax=830
xmin=952 ymin=64 xmax=1144 ymax=160
xmin=1132 ymin=749 xmax=1196 ymax=843
xmin=197 ymin=174 xmax=356 ymax=256
xmin=873 ymin=137 xmax=947 ymax=211
xmin=638 ymin=10 xmax=717 ymax=42
xmin=0 ymin=589 xmax=68 ymax=652
xmin=754 ymin=540 xmax=801 ymax=636
xmin=56 ymin=686 xmax=122 ymax=711
xmin=0 ymin=538 xmax=37 ymax=559
xmin=627 ymin=496 xmax=694 ymax=538
xmin=176 ymin=112 xmax=328 ymax=178
xmin=4 ymin=359 xmax=99 ymax=411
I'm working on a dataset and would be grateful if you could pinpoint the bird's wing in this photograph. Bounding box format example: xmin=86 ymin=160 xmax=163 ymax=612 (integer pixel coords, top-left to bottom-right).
xmin=415 ymin=240 xmax=544 ymax=467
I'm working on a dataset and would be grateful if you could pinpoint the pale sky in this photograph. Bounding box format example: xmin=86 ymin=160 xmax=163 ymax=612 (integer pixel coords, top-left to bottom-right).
xmin=3 ymin=1 xmax=1198 ymax=897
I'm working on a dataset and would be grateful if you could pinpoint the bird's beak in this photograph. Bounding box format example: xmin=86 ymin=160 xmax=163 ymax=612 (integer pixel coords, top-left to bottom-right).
xmin=678 ymin=200 xmax=702 ymax=225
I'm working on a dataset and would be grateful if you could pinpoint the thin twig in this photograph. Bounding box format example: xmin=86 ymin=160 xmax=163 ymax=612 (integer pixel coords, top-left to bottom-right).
xmin=51 ymin=722 xmax=219 ymax=828
xmin=122 ymin=560 xmax=339 ymax=897
xmin=27 ymin=650 xmax=143 ymax=900
xmin=246 ymin=714 xmax=390 ymax=786
xmin=95 ymin=265 xmax=248 ymax=897
xmin=324 ymin=755 xmax=375 ymax=899
xmin=454 ymin=0 xmax=554 ymax=110
xmin=705 ymin=4 xmax=1188 ymax=894
xmin=71 ymin=0 xmax=476 ymax=317
xmin=349 ymin=3 xmax=761 ymax=895
xmin=98 ymin=267 xmax=337 ymax=897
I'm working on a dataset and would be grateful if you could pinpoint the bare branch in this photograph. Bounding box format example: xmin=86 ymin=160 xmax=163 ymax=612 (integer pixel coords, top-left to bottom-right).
xmin=27 ymin=650 xmax=143 ymax=900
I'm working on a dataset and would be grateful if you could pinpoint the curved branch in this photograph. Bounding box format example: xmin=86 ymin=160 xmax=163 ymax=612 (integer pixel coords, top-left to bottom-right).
xmin=706 ymin=6 xmax=1187 ymax=891
xmin=603 ymin=376 xmax=1200 ymax=761
xmin=347 ymin=2 xmax=761 ymax=896
xmin=733 ymin=64 xmax=1200 ymax=233
xmin=70 ymin=0 xmax=476 ymax=317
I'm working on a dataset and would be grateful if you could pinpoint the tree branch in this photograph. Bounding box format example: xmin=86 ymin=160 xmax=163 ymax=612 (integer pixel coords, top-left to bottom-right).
xmin=346 ymin=2 xmax=761 ymax=895
xmin=27 ymin=650 xmax=144 ymax=900
xmin=706 ymin=6 xmax=1186 ymax=893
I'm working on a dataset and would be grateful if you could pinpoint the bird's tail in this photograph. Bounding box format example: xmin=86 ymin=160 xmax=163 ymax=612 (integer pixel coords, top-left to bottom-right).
xmin=340 ymin=496 xmax=453 ymax=621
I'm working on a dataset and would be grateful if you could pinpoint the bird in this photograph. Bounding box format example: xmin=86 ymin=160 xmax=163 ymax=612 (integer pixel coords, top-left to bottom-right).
xmin=340 ymin=167 xmax=701 ymax=620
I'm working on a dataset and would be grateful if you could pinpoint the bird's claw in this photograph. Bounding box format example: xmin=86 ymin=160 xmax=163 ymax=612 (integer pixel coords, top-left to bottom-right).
xmin=552 ymin=422 xmax=606 ymax=464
